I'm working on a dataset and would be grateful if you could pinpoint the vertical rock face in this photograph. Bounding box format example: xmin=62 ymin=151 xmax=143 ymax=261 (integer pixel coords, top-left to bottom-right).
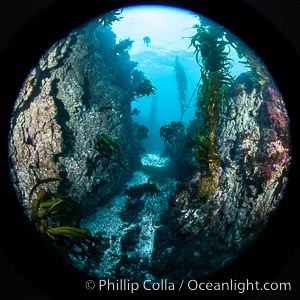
xmin=163 ymin=73 xmax=291 ymax=279
xmin=216 ymin=80 xmax=290 ymax=241
xmin=9 ymin=22 xmax=140 ymax=213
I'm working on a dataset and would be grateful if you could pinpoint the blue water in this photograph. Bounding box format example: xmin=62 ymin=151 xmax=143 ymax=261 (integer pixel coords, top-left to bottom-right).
xmin=129 ymin=46 xmax=247 ymax=154
xmin=110 ymin=6 xmax=249 ymax=154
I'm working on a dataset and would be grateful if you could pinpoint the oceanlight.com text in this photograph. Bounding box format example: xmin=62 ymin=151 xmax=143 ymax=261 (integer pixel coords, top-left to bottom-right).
xmin=186 ymin=279 xmax=292 ymax=293
xmin=85 ymin=278 xmax=292 ymax=293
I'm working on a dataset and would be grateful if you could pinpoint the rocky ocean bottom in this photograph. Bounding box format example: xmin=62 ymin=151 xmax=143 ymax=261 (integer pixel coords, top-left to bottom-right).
xmin=75 ymin=151 xmax=241 ymax=285
xmin=80 ymin=153 xmax=179 ymax=283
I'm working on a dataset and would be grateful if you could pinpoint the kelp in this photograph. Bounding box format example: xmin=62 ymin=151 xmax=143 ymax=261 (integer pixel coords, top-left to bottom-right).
xmin=29 ymin=178 xmax=97 ymax=260
xmin=174 ymin=56 xmax=188 ymax=120
xmin=225 ymin=31 xmax=269 ymax=88
xmin=160 ymin=121 xmax=185 ymax=150
xmin=125 ymin=182 xmax=159 ymax=200
xmin=86 ymin=134 xmax=127 ymax=176
xmin=131 ymin=69 xmax=156 ymax=99
xmin=97 ymin=9 xmax=123 ymax=27
xmin=114 ymin=38 xmax=134 ymax=54
xmin=189 ymin=23 xmax=233 ymax=198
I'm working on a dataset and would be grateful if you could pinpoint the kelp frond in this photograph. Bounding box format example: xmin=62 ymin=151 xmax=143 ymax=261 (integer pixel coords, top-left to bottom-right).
xmin=97 ymin=9 xmax=123 ymax=27
xmin=29 ymin=178 xmax=96 ymax=260
xmin=189 ymin=21 xmax=234 ymax=199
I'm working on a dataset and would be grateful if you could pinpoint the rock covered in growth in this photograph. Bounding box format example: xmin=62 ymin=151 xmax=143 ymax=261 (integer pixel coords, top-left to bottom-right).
xmin=8 ymin=21 xmax=144 ymax=212
xmin=9 ymin=71 xmax=63 ymax=211
xmin=164 ymin=73 xmax=291 ymax=279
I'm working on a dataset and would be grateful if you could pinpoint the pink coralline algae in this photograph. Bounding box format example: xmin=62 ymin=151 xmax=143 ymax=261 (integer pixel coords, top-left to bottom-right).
xmin=259 ymin=139 xmax=290 ymax=182
xmin=266 ymin=86 xmax=289 ymax=136
xmin=266 ymin=141 xmax=290 ymax=165
xmin=255 ymin=86 xmax=291 ymax=183
xmin=259 ymin=165 xmax=273 ymax=181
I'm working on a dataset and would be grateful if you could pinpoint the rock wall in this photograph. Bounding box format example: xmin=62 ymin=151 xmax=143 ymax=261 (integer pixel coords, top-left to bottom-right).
xmin=9 ymin=21 xmax=140 ymax=213
xmin=157 ymin=73 xmax=291 ymax=281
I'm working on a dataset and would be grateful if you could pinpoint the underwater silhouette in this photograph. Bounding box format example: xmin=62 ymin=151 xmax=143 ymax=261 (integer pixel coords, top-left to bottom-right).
xmin=143 ymin=35 xmax=151 ymax=47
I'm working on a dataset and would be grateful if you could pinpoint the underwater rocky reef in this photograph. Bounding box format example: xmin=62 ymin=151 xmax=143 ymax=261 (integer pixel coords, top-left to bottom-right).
xmin=9 ymin=20 xmax=153 ymax=213
xmin=8 ymin=9 xmax=291 ymax=286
